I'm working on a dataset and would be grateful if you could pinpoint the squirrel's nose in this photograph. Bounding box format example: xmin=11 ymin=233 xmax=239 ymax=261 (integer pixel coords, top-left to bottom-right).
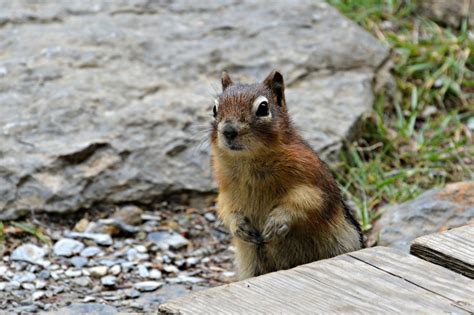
xmin=223 ymin=125 xmax=238 ymax=141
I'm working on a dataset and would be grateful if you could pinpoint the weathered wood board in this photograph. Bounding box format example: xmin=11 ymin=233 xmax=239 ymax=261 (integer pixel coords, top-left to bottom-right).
xmin=411 ymin=224 xmax=474 ymax=279
xmin=159 ymin=247 xmax=474 ymax=314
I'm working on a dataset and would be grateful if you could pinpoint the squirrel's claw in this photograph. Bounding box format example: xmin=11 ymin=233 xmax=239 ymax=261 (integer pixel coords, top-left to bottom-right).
xmin=233 ymin=216 xmax=264 ymax=245
xmin=262 ymin=216 xmax=290 ymax=243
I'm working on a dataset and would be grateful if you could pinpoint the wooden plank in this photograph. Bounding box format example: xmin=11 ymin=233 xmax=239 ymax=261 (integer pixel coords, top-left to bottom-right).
xmin=410 ymin=224 xmax=474 ymax=279
xmin=348 ymin=248 xmax=474 ymax=310
xmin=159 ymin=247 xmax=474 ymax=314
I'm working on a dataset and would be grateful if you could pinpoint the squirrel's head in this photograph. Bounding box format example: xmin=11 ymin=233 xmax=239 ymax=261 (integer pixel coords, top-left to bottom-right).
xmin=211 ymin=70 xmax=289 ymax=156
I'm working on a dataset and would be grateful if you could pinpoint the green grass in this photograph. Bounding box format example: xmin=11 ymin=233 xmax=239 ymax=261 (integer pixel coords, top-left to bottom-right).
xmin=0 ymin=220 xmax=51 ymax=248
xmin=328 ymin=0 xmax=473 ymax=231
xmin=10 ymin=221 xmax=52 ymax=245
xmin=0 ymin=221 xmax=4 ymax=243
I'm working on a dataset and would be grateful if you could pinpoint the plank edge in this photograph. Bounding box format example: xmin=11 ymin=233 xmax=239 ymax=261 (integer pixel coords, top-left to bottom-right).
xmin=410 ymin=242 xmax=474 ymax=279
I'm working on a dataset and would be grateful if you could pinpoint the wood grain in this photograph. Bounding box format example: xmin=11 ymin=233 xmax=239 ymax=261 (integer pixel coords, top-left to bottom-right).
xmin=159 ymin=247 xmax=474 ymax=314
xmin=410 ymin=224 xmax=474 ymax=279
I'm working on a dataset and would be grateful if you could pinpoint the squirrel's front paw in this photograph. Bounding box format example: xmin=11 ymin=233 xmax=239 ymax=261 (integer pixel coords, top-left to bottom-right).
xmin=232 ymin=216 xmax=263 ymax=245
xmin=262 ymin=211 xmax=290 ymax=243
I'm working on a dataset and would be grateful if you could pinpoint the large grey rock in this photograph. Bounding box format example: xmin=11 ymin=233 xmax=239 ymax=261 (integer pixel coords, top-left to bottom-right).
xmin=0 ymin=0 xmax=389 ymax=219
xmin=378 ymin=181 xmax=474 ymax=251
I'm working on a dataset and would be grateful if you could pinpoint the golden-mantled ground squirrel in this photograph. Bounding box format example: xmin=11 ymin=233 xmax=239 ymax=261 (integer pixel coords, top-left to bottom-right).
xmin=211 ymin=70 xmax=362 ymax=280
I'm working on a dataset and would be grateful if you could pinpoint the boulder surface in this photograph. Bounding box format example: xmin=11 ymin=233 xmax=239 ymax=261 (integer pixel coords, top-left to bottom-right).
xmin=417 ymin=0 xmax=474 ymax=28
xmin=378 ymin=181 xmax=474 ymax=251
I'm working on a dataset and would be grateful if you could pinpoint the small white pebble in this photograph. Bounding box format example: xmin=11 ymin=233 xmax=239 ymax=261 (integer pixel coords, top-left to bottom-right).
xmin=186 ymin=257 xmax=199 ymax=267
xmin=32 ymin=291 xmax=46 ymax=301
xmin=35 ymin=280 xmax=47 ymax=290
xmin=138 ymin=265 xmax=149 ymax=278
xmin=149 ymin=269 xmax=162 ymax=280
xmin=22 ymin=283 xmax=35 ymax=290
xmin=134 ymin=281 xmax=163 ymax=292
xmin=88 ymin=266 xmax=108 ymax=278
xmin=135 ymin=245 xmax=147 ymax=253
xmin=65 ymin=269 xmax=82 ymax=278
xmin=163 ymin=265 xmax=179 ymax=273
xmin=109 ymin=265 xmax=121 ymax=275
xmin=83 ymin=296 xmax=96 ymax=303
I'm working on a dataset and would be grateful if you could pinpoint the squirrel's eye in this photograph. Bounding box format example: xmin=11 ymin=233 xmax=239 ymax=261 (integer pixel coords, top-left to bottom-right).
xmin=213 ymin=105 xmax=217 ymax=118
xmin=256 ymin=101 xmax=269 ymax=117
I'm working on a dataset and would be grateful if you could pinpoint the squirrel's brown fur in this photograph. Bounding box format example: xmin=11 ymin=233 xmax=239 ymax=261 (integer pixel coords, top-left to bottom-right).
xmin=211 ymin=70 xmax=362 ymax=280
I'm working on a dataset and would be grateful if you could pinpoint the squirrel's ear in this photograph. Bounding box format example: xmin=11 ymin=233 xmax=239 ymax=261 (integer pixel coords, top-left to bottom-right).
xmin=263 ymin=70 xmax=286 ymax=108
xmin=221 ymin=71 xmax=234 ymax=91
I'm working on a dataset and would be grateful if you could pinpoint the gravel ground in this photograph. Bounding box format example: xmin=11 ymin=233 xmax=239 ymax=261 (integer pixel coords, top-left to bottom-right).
xmin=0 ymin=196 xmax=235 ymax=314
